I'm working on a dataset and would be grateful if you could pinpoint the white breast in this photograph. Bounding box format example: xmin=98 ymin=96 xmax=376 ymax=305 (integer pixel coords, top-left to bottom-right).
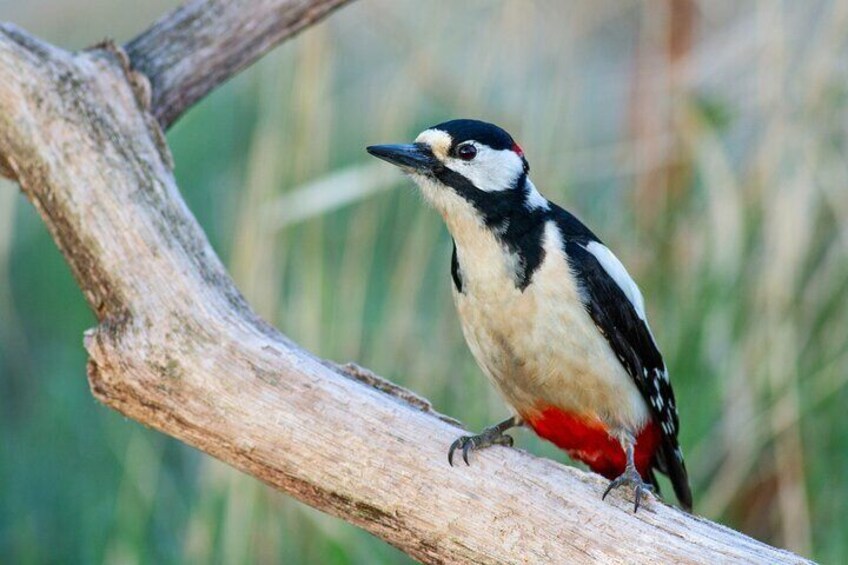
xmin=452 ymin=221 xmax=650 ymax=434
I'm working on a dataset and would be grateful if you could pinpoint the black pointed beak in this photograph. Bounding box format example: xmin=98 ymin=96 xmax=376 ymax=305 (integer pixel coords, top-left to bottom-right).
xmin=366 ymin=143 xmax=437 ymax=172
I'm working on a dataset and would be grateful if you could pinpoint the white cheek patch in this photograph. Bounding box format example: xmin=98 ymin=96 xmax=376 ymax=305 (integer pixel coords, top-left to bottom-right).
xmin=583 ymin=241 xmax=647 ymax=321
xmin=415 ymin=129 xmax=452 ymax=160
xmin=446 ymin=146 xmax=525 ymax=193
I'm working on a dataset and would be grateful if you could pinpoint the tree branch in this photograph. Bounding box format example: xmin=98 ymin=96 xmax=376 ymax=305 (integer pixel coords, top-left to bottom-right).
xmin=0 ymin=4 xmax=809 ymax=564
xmin=125 ymin=0 xmax=352 ymax=128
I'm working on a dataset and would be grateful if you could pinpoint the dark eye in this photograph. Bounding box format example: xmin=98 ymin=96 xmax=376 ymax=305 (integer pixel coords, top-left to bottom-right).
xmin=457 ymin=144 xmax=477 ymax=161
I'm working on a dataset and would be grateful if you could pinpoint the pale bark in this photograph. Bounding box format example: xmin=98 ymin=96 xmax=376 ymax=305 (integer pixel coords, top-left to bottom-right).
xmin=0 ymin=3 xmax=810 ymax=563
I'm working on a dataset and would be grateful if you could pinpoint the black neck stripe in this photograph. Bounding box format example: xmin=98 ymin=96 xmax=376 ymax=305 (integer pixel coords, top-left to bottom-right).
xmin=434 ymin=167 xmax=548 ymax=291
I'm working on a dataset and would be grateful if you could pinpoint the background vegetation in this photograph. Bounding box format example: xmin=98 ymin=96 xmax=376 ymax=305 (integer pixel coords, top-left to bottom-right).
xmin=2 ymin=0 xmax=847 ymax=562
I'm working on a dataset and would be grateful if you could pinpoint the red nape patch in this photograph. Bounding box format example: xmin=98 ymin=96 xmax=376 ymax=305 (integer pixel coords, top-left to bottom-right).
xmin=512 ymin=142 xmax=524 ymax=157
xmin=526 ymin=407 xmax=660 ymax=479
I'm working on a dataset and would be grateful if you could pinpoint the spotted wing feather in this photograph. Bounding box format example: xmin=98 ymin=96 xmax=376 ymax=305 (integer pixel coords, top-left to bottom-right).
xmin=552 ymin=206 xmax=693 ymax=511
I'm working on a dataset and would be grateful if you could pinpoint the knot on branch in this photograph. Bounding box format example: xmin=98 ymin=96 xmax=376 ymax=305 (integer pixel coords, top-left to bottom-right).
xmin=89 ymin=39 xmax=174 ymax=171
xmin=0 ymin=152 xmax=15 ymax=180
xmin=334 ymin=362 xmax=463 ymax=427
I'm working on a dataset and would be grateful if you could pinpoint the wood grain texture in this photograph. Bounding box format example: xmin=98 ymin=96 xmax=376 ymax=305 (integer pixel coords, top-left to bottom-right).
xmin=0 ymin=10 xmax=811 ymax=565
xmin=125 ymin=0 xmax=352 ymax=128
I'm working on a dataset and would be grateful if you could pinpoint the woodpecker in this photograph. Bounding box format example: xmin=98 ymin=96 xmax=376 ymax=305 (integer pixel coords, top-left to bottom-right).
xmin=367 ymin=119 xmax=692 ymax=512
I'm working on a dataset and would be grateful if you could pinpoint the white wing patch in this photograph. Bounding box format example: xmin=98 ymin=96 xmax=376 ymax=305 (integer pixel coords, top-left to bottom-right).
xmin=524 ymin=179 xmax=550 ymax=210
xmin=583 ymin=241 xmax=647 ymax=321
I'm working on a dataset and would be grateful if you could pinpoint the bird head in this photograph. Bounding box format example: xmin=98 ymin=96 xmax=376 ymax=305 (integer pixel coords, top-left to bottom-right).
xmin=367 ymin=119 xmax=548 ymax=231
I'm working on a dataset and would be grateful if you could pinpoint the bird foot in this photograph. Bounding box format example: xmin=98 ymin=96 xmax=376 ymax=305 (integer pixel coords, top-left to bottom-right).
xmin=602 ymin=466 xmax=654 ymax=512
xmin=448 ymin=425 xmax=514 ymax=466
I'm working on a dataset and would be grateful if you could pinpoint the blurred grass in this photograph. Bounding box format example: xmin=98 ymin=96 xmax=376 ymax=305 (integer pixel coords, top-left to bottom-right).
xmin=2 ymin=0 xmax=848 ymax=563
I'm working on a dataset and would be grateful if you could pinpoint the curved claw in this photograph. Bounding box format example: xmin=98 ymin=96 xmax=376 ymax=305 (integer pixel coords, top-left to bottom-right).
xmin=447 ymin=423 xmax=516 ymax=467
xmin=448 ymin=437 xmax=467 ymax=467
xmin=633 ymin=483 xmax=652 ymax=512
xmin=602 ymin=467 xmax=654 ymax=512
xmin=462 ymin=439 xmax=473 ymax=465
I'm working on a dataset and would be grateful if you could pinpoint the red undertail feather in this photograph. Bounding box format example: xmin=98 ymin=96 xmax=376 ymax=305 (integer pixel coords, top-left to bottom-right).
xmin=526 ymin=407 xmax=661 ymax=479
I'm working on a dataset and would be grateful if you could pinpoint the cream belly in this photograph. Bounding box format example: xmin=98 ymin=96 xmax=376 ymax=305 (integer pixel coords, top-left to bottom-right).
xmin=451 ymin=221 xmax=650 ymax=434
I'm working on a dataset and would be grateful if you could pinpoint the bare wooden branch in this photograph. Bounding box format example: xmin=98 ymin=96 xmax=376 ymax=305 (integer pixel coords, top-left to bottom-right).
xmin=125 ymin=0 xmax=352 ymax=128
xmin=0 ymin=152 xmax=12 ymax=178
xmin=0 ymin=10 xmax=810 ymax=565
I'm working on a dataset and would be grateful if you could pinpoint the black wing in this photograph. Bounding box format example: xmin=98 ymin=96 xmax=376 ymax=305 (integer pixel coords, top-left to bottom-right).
xmin=552 ymin=206 xmax=692 ymax=511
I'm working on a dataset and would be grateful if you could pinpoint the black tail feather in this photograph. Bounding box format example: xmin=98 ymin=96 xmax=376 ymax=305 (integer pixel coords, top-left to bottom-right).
xmin=655 ymin=444 xmax=693 ymax=512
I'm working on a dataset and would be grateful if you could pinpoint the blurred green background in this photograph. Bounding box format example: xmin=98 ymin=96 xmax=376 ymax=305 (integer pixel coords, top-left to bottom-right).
xmin=2 ymin=0 xmax=848 ymax=562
